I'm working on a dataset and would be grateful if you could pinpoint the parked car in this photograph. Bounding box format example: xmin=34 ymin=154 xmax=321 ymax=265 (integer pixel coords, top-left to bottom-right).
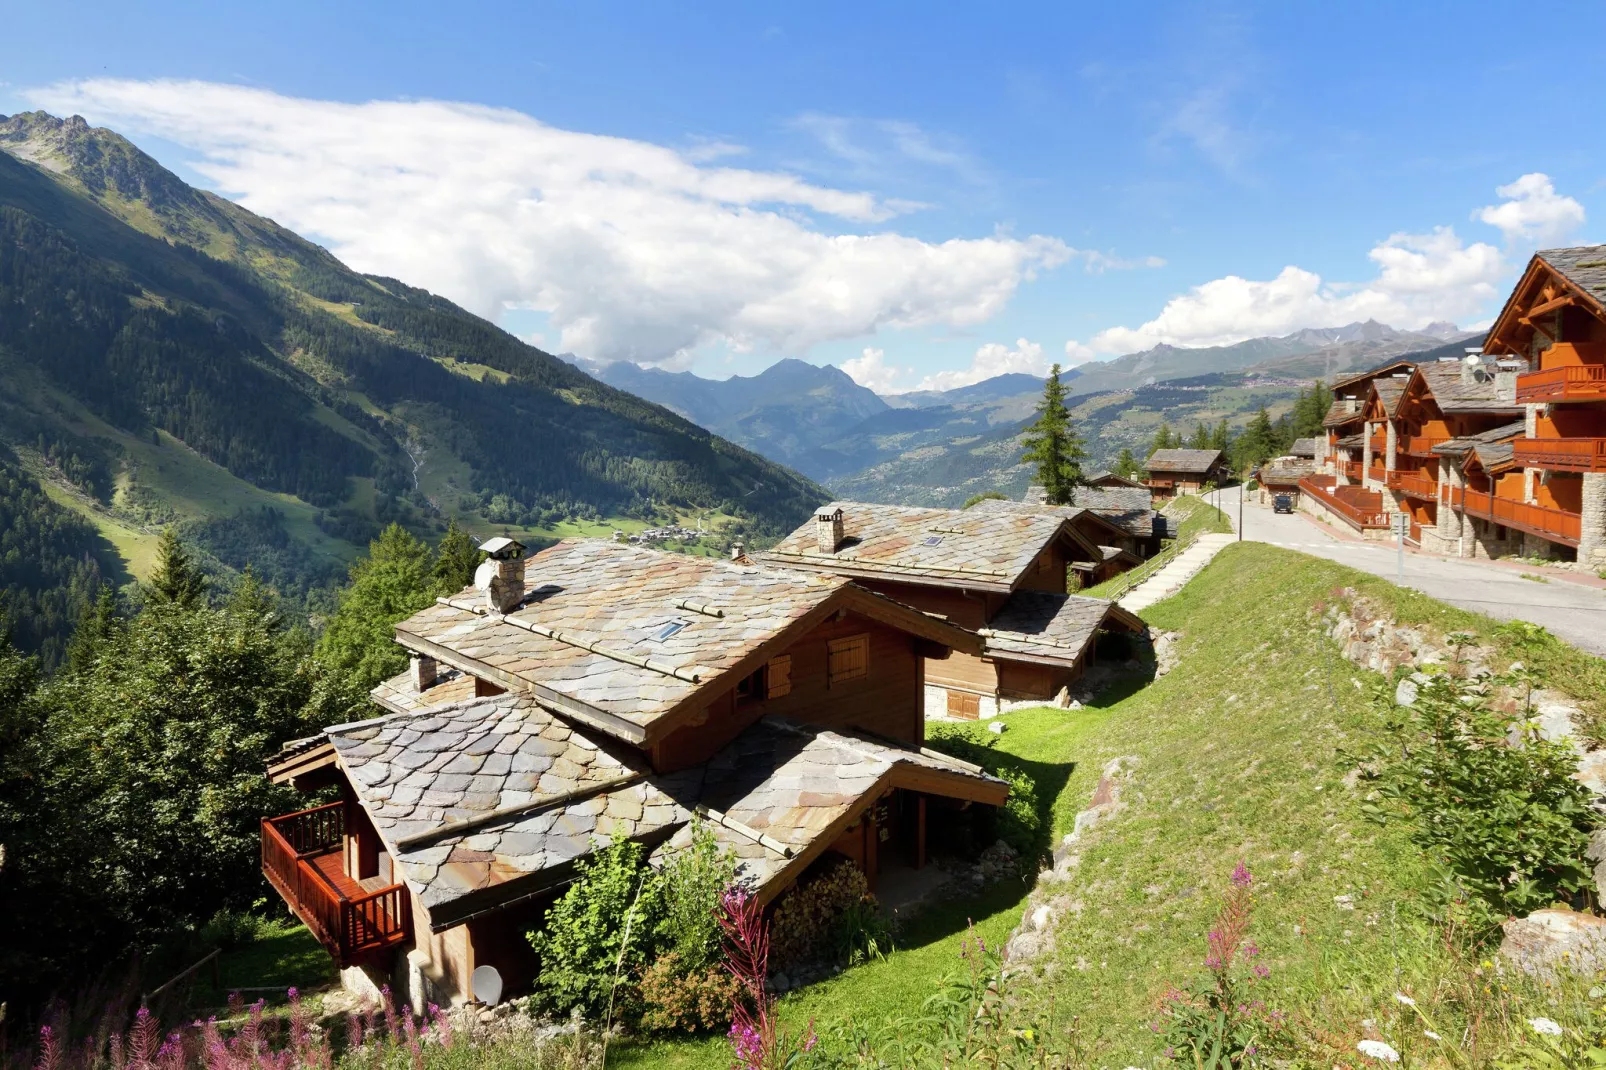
xmin=1273 ymin=493 xmax=1294 ymax=514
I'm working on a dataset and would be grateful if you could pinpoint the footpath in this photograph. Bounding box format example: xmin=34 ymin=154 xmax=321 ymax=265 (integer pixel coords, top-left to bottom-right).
xmin=1117 ymin=531 xmax=1237 ymax=613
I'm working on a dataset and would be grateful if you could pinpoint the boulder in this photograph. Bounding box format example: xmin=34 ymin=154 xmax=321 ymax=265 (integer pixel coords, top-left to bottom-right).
xmin=1499 ymin=908 xmax=1606 ymax=977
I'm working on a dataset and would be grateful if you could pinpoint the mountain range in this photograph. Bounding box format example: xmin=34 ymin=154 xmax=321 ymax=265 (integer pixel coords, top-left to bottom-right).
xmin=0 ymin=110 xmax=828 ymax=657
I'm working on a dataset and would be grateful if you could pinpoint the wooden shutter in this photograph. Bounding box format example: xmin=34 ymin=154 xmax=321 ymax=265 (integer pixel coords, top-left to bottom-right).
xmin=766 ymin=655 xmax=792 ymax=699
xmin=827 ymin=634 xmax=869 ymax=685
xmin=946 ymin=689 xmax=980 ymax=720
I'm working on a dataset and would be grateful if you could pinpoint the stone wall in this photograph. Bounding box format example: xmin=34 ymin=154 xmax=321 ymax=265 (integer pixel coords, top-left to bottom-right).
xmin=1581 ymin=471 xmax=1606 ymax=571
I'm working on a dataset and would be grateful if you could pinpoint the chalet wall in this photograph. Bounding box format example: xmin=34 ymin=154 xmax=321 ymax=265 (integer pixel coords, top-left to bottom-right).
xmin=653 ymin=611 xmax=926 ymax=770
xmin=853 ymin=579 xmax=1006 ymax=630
xmin=925 ymin=649 xmax=999 ymax=694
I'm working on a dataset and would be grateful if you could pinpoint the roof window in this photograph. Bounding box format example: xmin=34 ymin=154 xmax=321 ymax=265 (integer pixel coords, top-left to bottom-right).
xmin=922 ymin=535 xmax=944 ymax=546
xmin=653 ymin=619 xmax=691 ymax=642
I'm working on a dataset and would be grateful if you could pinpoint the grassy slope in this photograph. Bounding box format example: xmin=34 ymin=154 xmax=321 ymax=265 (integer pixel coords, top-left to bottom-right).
xmin=616 ymin=541 xmax=1595 ymax=1067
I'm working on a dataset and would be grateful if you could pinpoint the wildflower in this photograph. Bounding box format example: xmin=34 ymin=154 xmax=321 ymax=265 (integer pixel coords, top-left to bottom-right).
xmin=1253 ymin=964 xmax=1270 ymax=978
xmin=1357 ymin=1039 xmax=1401 ymax=1062
xmin=1529 ymin=1017 xmax=1564 ymax=1036
xmin=1232 ymin=861 xmax=1253 ymax=887
xmin=1394 ymin=992 xmax=1416 ymax=1006
xmin=1424 ymin=1030 xmax=1441 ymax=1041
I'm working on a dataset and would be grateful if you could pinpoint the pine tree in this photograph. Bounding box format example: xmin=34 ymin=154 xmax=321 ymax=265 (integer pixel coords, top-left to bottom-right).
xmin=1020 ymin=364 xmax=1087 ymax=506
xmin=1211 ymin=418 xmax=1230 ymax=452
xmin=315 ymin=524 xmax=438 ymax=690
xmin=146 ymin=528 xmax=206 ymax=610
xmin=65 ymin=587 xmax=120 ymax=675
xmin=433 ymin=519 xmax=483 ymax=594
xmin=1148 ymin=422 xmax=1177 ymax=459
xmin=1189 ymin=422 xmax=1211 ymax=450
xmin=1113 ymin=448 xmax=1141 ymax=480
xmin=1232 ymin=407 xmax=1278 ymax=473
xmin=1291 ymin=379 xmax=1333 ymax=438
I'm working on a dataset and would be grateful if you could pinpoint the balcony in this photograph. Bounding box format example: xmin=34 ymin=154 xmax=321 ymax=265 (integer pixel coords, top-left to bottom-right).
xmin=1445 ymin=487 xmax=1581 ymax=547
xmin=1299 ymin=475 xmax=1389 ymax=531
xmin=1340 ymin=460 xmax=1362 ymax=481
xmin=1367 ymin=465 xmax=1388 ymax=484
xmin=261 ymin=803 xmax=410 ymax=966
xmin=1402 ymin=435 xmax=1449 ymax=458
xmin=1515 ymin=364 xmax=1606 ymax=404
xmin=1512 ymin=437 xmax=1606 ymax=473
xmin=1387 ymin=469 xmax=1438 ymax=500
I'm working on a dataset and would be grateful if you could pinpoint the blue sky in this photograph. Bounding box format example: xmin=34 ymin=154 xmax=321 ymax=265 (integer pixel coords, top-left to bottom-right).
xmin=5 ymin=1 xmax=1603 ymax=391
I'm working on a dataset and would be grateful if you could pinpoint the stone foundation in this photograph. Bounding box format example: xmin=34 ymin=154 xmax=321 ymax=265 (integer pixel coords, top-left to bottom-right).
xmin=923 ymin=684 xmax=999 ymax=722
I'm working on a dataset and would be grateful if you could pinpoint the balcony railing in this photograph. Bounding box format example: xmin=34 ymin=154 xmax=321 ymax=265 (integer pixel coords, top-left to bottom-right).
xmin=1299 ymin=475 xmax=1389 ymax=530
xmin=1512 ymin=437 xmax=1606 ymax=473
xmin=1386 ymin=469 xmax=1438 ymax=500
xmin=1445 ymin=487 xmax=1581 ymax=547
xmin=1367 ymin=465 xmax=1388 ymax=484
xmin=262 ymin=803 xmax=410 ymax=966
xmin=1515 ymin=364 xmax=1606 ymax=404
xmin=1340 ymin=460 xmax=1362 ymax=481
xmin=1402 ymin=435 xmax=1449 ymax=457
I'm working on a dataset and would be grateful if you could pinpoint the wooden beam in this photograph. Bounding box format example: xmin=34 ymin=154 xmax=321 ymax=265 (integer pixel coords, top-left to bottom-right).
xmin=1524 ymin=293 xmax=1577 ymax=320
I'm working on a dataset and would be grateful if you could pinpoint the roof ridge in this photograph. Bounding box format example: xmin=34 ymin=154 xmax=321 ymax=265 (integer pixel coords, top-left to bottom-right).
xmin=435 ymin=596 xmax=704 ymax=682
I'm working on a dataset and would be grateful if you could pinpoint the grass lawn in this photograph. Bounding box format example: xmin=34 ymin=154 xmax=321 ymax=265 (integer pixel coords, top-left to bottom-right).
xmin=183 ymin=918 xmax=336 ymax=1014
xmin=610 ymin=541 xmax=1601 ymax=1066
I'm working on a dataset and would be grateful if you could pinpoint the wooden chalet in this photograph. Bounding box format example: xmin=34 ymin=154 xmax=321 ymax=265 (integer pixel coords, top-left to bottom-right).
xmin=1253 ymin=458 xmax=1315 ymax=506
xmin=262 ymin=538 xmax=1008 ymax=1009
xmin=1304 ymin=245 xmax=1606 ymax=563
xmin=757 ymin=503 xmax=1146 ymax=720
xmin=1143 ymin=449 xmax=1230 ymax=498
xmin=1082 ymin=470 xmax=1149 ymax=490
xmin=1022 ymin=483 xmax=1165 ymax=556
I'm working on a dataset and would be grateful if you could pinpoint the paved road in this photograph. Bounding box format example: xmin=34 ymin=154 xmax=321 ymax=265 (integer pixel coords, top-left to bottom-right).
xmin=1211 ymin=485 xmax=1606 ymax=656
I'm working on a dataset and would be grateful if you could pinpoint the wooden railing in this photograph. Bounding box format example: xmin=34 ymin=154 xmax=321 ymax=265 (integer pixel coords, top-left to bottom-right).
xmin=1515 ymin=364 xmax=1606 ymax=403
xmin=1402 ymin=435 xmax=1449 ymax=457
xmin=1512 ymin=437 xmax=1606 ymax=473
xmin=1340 ymin=460 xmax=1362 ymax=481
xmin=261 ymin=804 xmax=410 ymax=966
xmin=1367 ymin=465 xmax=1388 ymax=484
xmin=1445 ymin=487 xmax=1581 ymax=546
xmin=1387 ymin=469 xmax=1438 ymax=499
xmin=1299 ymin=476 xmax=1389 ymax=530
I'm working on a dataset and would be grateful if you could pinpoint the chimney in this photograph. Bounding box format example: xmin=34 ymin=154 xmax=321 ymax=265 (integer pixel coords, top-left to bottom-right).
xmin=411 ymin=654 xmax=438 ymax=693
xmin=478 ymin=536 xmax=527 ymax=613
xmin=1494 ymin=359 xmax=1526 ymax=403
xmin=814 ymin=508 xmax=844 ymax=553
xmin=1461 ymin=348 xmax=1485 ymax=386
xmin=1344 ymin=396 xmax=1358 ymax=414
xmin=730 ymin=541 xmax=745 ymax=560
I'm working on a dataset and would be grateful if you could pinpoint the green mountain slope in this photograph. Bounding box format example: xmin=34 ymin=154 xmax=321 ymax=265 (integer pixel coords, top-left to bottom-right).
xmin=0 ymin=112 xmax=826 ymax=647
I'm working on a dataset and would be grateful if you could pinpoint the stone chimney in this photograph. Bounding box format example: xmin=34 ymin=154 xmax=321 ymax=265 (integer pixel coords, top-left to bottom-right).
xmin=478 ymin=536 xmax=527 ymax=613
xmin=411 ymin=654 xmax=438 ymax=693
xmin=1344 ymin=396 xmax=1359 ymax=414
xmin=1494 ymin=359 xmax=1526 ymax=403
xmin=730 ymin=541 xmax=745 ymax=560
xmin=815 ymin=508 xmax=844 ymax=554
xmin=1461 ymin=349 xmax=1486 ymax=386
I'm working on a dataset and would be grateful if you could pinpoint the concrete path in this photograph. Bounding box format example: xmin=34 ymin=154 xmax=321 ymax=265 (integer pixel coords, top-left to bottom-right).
xmin=1118 ymin=532 xmax=1238 ymax=613
xmin=1221 ymin=484 xmax=1606 ymax=656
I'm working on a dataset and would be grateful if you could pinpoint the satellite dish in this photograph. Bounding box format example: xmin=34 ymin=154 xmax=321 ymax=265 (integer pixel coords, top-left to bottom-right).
xmin=1463 ymin=354 xmax=1481 ymax=365
xmin=471 ymin=964 xmax=503 ymax=1007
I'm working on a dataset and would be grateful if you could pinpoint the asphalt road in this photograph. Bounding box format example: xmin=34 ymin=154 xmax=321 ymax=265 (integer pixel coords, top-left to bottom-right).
xmin=1211 ymin=484 xmax=1606 ymax=656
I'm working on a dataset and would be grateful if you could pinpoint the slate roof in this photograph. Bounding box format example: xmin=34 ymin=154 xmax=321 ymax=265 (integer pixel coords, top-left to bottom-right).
xmin=1469 ymin=441 xmax=1517 ymax=471
xmin=963 ymin=496 xmax=1147 ymax=544
xmin=371 ymin=667 xmax=479 ymax=716
xmin=1540 ymin=245 xmax=1606 ymax=310
xmin=1415 ymin=363 xmax=1524 ymax=415
xmin=1083 ymin=471 xmax=1148 ymax=489
xmin=1331 ymin=357 xmax=1416 ymax=393
xmin=980 ymin=590 xmax=1145 ymax=666
xmin=1323 ymin=400 xmax=1366 ymax=428
xmin=1373 ymin=378 xmax=1408 ymax=416
xmin=1257 ymin=461 xmax=1313 ymax=486
xmin=1145 ymin=448 xmax=1224 ymax=474
xmin=759 ymin=501 xmax=1093 ymax=592
xmin=396 ymin=540 xmax=979 ymax=746
xmin=1335 ymin=432 xmax=1365 ymax=449
xmin=1432 ymin=420 xmax=1526 ymax=456
xmin=327 ymin=696 xmax=1007 ymax=924
xmin=1290 ymin=437 xmax=1319 ymax=458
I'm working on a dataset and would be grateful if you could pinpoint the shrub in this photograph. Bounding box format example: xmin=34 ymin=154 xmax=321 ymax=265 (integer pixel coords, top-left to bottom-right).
xmin=654 ymin=821 xmax=736 ymax=971
xmin=638 ymin=952 xmax=743 ymax=1034
xmin=923 ymin=724 xmax=1042 ymax=861
xmin=1354 ymin=669 xmax=1598 ymax=928
xmin=769 ymin=860 xmax=889 ymax=972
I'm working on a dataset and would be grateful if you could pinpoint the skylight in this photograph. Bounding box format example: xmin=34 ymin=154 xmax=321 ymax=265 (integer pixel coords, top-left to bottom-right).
xmin=923 ymin=535 xmax=944 ymax=547
xmin=653 ymin=619 xmax=691 ymax=642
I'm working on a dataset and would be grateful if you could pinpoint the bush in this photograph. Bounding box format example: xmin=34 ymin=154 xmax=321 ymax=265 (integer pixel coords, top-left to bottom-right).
xmin=923 ymin=724 xmax=1042 ymax=861
xmin=638 ymin=952 xmax=743 ymax=1034
xmin=769 ymin=860 xmax=890 ymax=972
xmin=1355 ymin=668 xmax=1598 ymax=928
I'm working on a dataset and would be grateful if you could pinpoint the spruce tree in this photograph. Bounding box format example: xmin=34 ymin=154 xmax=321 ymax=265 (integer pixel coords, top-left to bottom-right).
xmin=434 ymin=519 xmax=483 ymax=594
xmin=146 ymin=528 xmax=206 ymax=610
xmin=1113 ymin=447 xmax=1141 ymax=480
xmin=1189 ymin=422 xmax=1211 ymax=450
xmin=1020 ymin=364 xmax=1087 ymax=506
xmin=1148 ymin=422 xmax=1176 ymax=459
xmin=1211 ymin=419 xmax=1230 ymax=452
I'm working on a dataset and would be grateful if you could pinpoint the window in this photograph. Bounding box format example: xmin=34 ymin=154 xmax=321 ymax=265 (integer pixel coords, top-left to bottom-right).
xmin=766 ymin=655 xmax=792 ymax=699
xmin=827 ymin=634 xmax=869 ymax=685
xmin=946 ymin=690 xmax=980 ymax=719
xmin=735 ymin=665 xmax=766 ymax=704
xmin=653 ymin=619 xmax=691 ymax=642
xmin=922 ymin=535 xmax=944 ymax=546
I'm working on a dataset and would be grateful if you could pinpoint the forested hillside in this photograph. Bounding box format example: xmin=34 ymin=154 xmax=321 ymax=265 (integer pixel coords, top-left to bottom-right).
xmin=0 ymin=111 xmax=827 ymax=657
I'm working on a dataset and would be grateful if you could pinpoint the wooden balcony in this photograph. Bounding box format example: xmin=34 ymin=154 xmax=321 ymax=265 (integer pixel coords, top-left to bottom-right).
xmin=1387 ymin=469 xmax=1438 ymax=500
xmin=1512 ymin=437 xmax=1606 ymax=473
xmin=1402 ymin=435 xmax=1449 ymax=458
xmin=261 ymin=803 xmax=410 ymax=967
xmin=1299 ymin=475 xmax=1389 ymax=531
xmin=1445 ymin=487 xmax=1581 ymax=547
xmin=1340 ymin=460 xmax=1362 ymax=481
xmin=1367 ymin=465 xmax=1388 ymax=484
xmin=1515 ymin=364 xmax=1606 ymax=404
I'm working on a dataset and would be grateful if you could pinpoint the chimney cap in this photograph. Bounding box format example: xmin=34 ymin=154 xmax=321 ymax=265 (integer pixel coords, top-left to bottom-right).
xmin=816 ymin=507 xmax=843 ymax=520
xmin=480 ymin=536 xmax=526 ymax=560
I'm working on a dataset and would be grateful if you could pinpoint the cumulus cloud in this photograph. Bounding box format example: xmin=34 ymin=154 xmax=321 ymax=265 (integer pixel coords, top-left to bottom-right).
xmin=30 ymin=79 xmax=1073 ymax=365
xmin=840 ymin=347 xmax=911 ymax=394
xmin=1475 ymin=173 xmax=1585 ymax=248
xmin=1063 ymin=340 xmax=1098 ymax=366
xmin=916 ymin=338 xmax=1048 ymax=392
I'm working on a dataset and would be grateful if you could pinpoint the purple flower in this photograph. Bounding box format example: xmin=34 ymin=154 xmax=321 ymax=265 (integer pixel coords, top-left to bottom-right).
xmin=1231 ymin=861 xmax=1253 ymax=887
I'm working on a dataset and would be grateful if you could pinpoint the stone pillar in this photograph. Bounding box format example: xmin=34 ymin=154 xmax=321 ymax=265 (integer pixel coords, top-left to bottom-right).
xmin=1384 ymin=421 xmax=1397 ymax=473
xmin=1362 ymin=421 xmax=1375 ymax=489
xmin=1580 ymin=472 xmax=1606 ymax=571
xmin=1526 ymin=403 xmax=1540 ymax=439
xmin=1435 ymin=459 xmax=1465 ymax=556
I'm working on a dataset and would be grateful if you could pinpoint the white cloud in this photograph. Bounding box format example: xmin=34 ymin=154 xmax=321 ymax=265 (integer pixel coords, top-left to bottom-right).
xmin=917 ymin=338 xmax=1048 ymax=392
xmin=31 ymin=79 xmax=1073 ymax=365
xmin=1063 ymin=340 xmax=1098 ymax=366
xmin=1475 ymin=172 xmax=1585 ymax=248
xmin=840 ymin=347 xmax=911 ymax=393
